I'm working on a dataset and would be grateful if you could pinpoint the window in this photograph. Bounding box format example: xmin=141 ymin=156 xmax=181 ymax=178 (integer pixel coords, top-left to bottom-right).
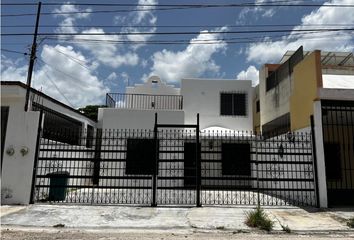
xmin=324 ymin=143 xmax=341 ymax=180
xmin=222 ymin=143 xmax=251 ymax=175
xmin=220 ymin=93 xmax=247 ymax=116
xmin=256 ymin=100 xmax=260 ymax=113
xmin=126 ymin=139 xmax=156 ymax=175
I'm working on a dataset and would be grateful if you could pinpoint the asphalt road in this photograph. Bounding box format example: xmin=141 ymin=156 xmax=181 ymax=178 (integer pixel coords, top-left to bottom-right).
xmin=2 ymin=228 xmax=354 ymax=240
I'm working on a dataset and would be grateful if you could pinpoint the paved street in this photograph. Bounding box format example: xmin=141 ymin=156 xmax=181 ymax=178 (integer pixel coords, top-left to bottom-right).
xmin=1 ymin=204 xmax=353 ymax=239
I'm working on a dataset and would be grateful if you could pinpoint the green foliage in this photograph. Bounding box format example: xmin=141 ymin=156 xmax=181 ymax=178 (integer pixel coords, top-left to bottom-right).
xmin=78 ymin=105 xmax=106 ymax=121
xmin=347 ymin=218 xmax=354 ymax=228
xmin=245 ymin=206 xmax=274 ymax=232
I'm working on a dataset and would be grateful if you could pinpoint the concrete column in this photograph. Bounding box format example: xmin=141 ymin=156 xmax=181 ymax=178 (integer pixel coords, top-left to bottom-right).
xmin=313 ymin=100 xmax=328 ymax=208
xmin=1 ymin=110 xmax=40 ymax=204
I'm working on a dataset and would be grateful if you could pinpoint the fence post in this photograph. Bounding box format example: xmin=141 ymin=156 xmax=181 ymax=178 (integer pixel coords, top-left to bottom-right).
xmin=196 ymin=113 xmax=201 ymax=207
xmin=310 ymin=115 xmax=320 ymax=208
xmin=255 ymin=133 xmax=260 ymax=206
xmin=152 ymin=113 xmax=158 ymax=207
xmin=93 ymin=129 xmax=102 ymax=185
xmin=29 ymin=109 xmax=43 ymax=204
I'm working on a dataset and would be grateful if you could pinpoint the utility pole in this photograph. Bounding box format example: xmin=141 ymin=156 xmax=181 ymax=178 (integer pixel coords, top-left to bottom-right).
xmin=24 ymin=2 xmax=42 ymax=111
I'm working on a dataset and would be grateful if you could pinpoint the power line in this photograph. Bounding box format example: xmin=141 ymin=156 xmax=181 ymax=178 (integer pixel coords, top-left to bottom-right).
xmin=43 ymin=33 xmax=352 ymax=45
xmin=52 ymin=48 xmax=91 ymax=71
xmin=37 ymin=58 xmax=89 ymax=90
xmin=2 ymin=28 xmax=353 ymax=36
xmin=0 ymin=1 xmax=305 ymax=6
xmin=44 ymin=30 xmax=331 ymax=43
xmin=1 ymin=1 xmax=351 ymax=7
xmin=2 ymin=24 xmax=353 ymax=28
xmin=1 ymin=48 xmax=28 ymax=55
xmin=2 ymin=3 xmax=354 ymax=17
xmin=38 ymin=61 xmax=75 ymax=108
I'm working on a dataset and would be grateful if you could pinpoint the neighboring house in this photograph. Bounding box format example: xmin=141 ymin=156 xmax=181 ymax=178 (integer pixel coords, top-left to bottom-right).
xmin=255 ymin=47 xmax=354 ymax=207
xmin=99 ymin=75 xmax=253 ymax=131
xmin=1 ymin=81 xmax=96 ymax=204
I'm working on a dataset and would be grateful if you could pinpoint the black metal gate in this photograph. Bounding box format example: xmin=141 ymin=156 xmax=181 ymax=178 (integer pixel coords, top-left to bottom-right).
xmin=322 ymin=100 xmax=354 ymax=206
xmin=31 ymin=118 xmax=317 ymax=207
xmin=154 ymin=115 xmax=200 ymax=206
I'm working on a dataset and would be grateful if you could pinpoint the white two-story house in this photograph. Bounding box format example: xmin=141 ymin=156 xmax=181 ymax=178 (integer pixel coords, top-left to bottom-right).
xmin=98 ymin=75 xmax=253 ymax=131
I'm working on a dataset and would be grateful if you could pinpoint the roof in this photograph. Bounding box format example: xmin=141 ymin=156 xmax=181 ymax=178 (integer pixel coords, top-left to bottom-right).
xmin=1 ymin=81 xmax=97 ymax=123
xmin=280 ymin=50 xmax=354 ymax=66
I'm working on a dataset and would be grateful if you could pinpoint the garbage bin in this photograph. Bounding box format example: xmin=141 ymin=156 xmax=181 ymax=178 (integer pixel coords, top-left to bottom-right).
xmin=47 ymin=171 xmax=70 ymax=201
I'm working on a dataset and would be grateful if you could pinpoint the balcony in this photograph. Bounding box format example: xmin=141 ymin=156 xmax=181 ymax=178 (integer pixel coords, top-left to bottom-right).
xmin=106 ymin=93 xmax=183 ymax=110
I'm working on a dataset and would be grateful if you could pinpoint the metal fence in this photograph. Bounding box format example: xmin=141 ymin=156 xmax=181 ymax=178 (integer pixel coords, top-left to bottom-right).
xmin=322 ymin=100 xmax=354 ymax=206
xmin=106 ymin=93 xmax=183 ymax=110
xmin=32 ymin=128 xmax=317 ymax=207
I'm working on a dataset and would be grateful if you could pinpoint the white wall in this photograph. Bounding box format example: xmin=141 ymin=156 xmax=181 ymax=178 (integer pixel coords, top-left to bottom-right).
xmin=1 ymin=84 xmax=96 ymax=204
xmin=126 ymin=76 xmax=180 ymax=96
xmin=313 ymin=100 xmax=328 ymax=208
xmin=181 ymin=78 xmax=253 ymax=131
xmin=1 ymin=95 xmax=40 ymax=204
xmin=322 ymin=74 xmax=354 ymax=89
xmin=98 ymin=108 xmax=185 ymax=130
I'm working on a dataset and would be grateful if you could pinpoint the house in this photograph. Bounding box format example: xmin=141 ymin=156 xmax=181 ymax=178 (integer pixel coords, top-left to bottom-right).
xmin=95 ymin=76 xmax=316 ymax=206
xmin=97 ymin=76 xmax=259 ymax=201
xmin=1 ymin=81 xmax=96 ymax=204
xmin=255 ymin=47 xmax=354 ymax=207
xmin=99 ymin=75 xmax=253 ymax=131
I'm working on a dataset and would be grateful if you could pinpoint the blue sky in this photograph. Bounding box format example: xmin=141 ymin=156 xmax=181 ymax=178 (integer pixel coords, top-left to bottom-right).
xmin=1 ymin=0 xmax=354 ymax=108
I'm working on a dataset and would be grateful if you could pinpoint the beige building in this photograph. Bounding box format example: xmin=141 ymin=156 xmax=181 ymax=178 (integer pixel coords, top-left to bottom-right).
xmin=255 ymin=47 xmax=354 ymax=206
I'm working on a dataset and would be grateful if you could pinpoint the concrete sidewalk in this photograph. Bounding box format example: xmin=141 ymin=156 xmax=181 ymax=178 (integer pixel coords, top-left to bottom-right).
xmin=1 ymin=205 xmax=353 ymax=234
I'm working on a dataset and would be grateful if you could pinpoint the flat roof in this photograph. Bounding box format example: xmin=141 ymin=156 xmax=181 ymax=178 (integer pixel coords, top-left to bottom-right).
xmin=1 ymin=81 xmax=97 ymax=122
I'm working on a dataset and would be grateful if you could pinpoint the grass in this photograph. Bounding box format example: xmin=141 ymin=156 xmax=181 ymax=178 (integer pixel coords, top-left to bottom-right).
xmin=347 ymin=218 xmax=354 ymax=228
xmin=245 ymin=206 xmax=274 ymax=232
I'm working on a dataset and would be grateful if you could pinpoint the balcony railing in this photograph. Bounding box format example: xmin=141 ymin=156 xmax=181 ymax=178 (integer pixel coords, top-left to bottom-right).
xmin=106 ymin=93 xmax=183 ymax=110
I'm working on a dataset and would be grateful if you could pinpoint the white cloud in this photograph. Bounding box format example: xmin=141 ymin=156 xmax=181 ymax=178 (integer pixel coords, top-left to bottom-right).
xmin=107 ymin=72 xmax=118 ymax=81
xmin=238 ymin=0 xmax=278 ymax=21
xmin=52 ymin=2 xmax=156 ymax=69
xmin=134 ymin=0 xmax=158 ymax=24
xmin=118 ymin=0 xmax=158 ymax=49
xmin=245 ymin=0 xmax=354 ymax=64
xmin=236 ymin=65 xmax=259 ymax=86
xmin=141 ymin=59 xmax=149 ymax=68
xmin=1 ymin=45 xmax=109 ymax=108
xmin=75 ymin=28 xmax=139 ymax=67
xmin=53 ymin=3 xmax=91 ymax=34
xmin=120 ymin=72 xmax=130 ymax=85
xmin=0 ymin=55 xmax=27 ymax=82
xmin=148 ymin=29 xmax=228 ymax=83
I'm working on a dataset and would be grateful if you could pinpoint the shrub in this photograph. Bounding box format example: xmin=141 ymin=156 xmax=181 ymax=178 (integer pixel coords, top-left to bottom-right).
xmin=245 ymin=206 xmax=274 ymax=232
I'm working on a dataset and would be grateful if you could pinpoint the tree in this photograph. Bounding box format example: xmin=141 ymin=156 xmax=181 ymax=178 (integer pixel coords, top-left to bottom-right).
xmin=78 ymin=105 xmax=106 ymax=121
